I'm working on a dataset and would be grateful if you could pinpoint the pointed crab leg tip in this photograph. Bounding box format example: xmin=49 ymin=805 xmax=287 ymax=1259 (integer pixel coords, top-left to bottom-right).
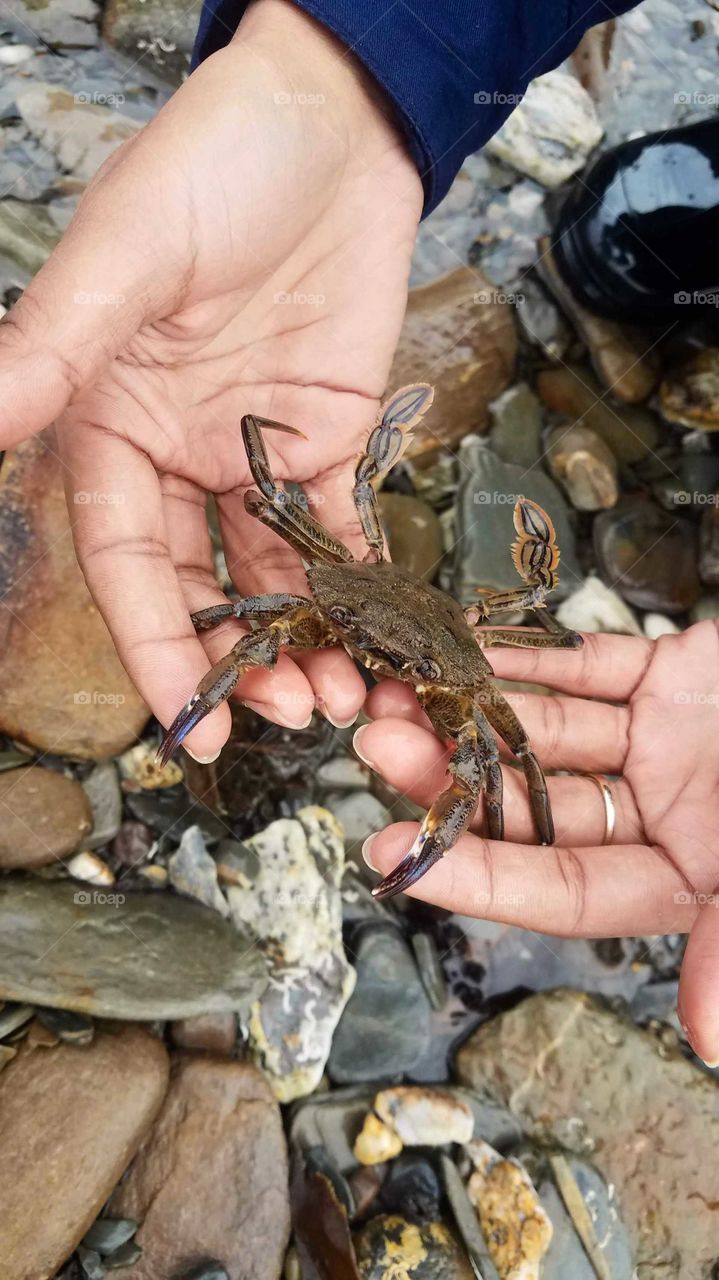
xmin=370 ymin=844 xmax=443 ymax=900
xmin=156 ymin=698 xmax=209 ymax=766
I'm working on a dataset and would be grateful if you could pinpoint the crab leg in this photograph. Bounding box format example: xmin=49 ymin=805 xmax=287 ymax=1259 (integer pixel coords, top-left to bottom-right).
xmin=353 ymin=383 xmax=434 ymax=560
xmin=467 ymin=496 xmax=566 ymax=622
xmin=242 ymin=415 xmax=353 ymax=562
xmin=472 ymin=605 xmax=583 ymax=651
xmin=372 ymin=717 xmax=483 ymax=899
xmin=157 ymin=604 xmax=331 ymax=764
xmin=479 ymin=684 xmax=554 ymax=845
xmin=191 ymin=593 xmax=309 ymax=631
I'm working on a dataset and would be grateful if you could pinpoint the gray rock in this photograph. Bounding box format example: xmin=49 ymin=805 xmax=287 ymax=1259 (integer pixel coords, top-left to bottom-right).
xmin=452 ymin=437 xmax=581 ymax=604
xmin=540 ymin=1157 xmax=634 ymax=1280
xmin=456 ymin=989 xmax=719 ymax=1277
xmin=0 ymin=199 xmax=60 ymax=274
xmin=226 ymin=806 xmax=355 ymax=1101
xmin=333 ymin=791 xmax=391 ymax=847
xmin=329 ymin=923 xmax=431 ymax=1083
xmin=17 ymin=84 xmax=142 ymax=181
xmin=489 ymin=383 xmax=543 ymax=470
xmin=102 ymin=0 xmax=201 ymax=84
xmin=0 ymin=876 xmax=267 ymax=1019
xmin=82 ymin=762 xmax=122 ymax=850
xmin=1 ymin=0 xmax=99 ymax=48
xmin=168 ymin=824 xmax=229 ymax=917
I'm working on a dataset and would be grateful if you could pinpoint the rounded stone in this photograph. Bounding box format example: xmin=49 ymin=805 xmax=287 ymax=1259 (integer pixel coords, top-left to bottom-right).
xmin=0 ymin=766 xmax=92 ymax=868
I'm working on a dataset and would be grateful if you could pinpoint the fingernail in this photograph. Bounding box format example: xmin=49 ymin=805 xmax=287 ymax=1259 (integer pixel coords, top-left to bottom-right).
xmin=316 ymin=698 xmax=359 ymax=729
xmin=362 ymin=833 xmax=379 ymax=872
xmin=353 ymin=725 xmax=373 ymax=766
xmin=184 ymin=747 xmax=221 ymax=764
xmin=701 ymin=1055 xmax=719 ymax=1069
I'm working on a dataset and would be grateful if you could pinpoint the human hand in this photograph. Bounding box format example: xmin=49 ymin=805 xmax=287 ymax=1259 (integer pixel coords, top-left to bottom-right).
xmin=356 ymin=620 xmax=719 ymax=1065
xmin=0 ymin=0 xmax=422 ymax=760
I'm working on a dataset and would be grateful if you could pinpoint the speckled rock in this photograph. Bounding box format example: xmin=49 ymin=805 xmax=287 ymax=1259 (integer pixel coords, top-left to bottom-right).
xmin=374 ymin=1087 xmax=475 ymax=1147
xmin=110 ymin=1056 xmax=290 ymax=1280
xmin=0 ymin=433 xmax=148 ymax=759
xmin=168 ymin=824 xmax=229 ymax=917
xmin=0 ymin=766 xmax=92 ymax=868
xmin=466 ymin=1140 xmax=553 ymax=1280
xmin=387 ymin=267 xmax=516 ymax=463
xmin=486 ymin=71 xmax=603 ymax=187
xmin=17 ymin=84 xmax=142 ymax=182
xmin=0 ymin=876 xmax=267 ymax=1019
xmin=378 ymin=493 xmax=444 ymax=581
xmin=0 ymin=1025 xmax=168 ymax=1279
xmin=226 ymin=806 xmax=355 ymax=1101
xmin=354 ymin=1216 xmax=474 ymax=1279
xmin=456 ymin=989 xmax=719 ymax=1277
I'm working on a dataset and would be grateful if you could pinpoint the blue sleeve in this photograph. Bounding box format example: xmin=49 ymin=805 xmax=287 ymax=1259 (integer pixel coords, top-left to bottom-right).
xmin=192 ymin=0 xmax=640 ymax=216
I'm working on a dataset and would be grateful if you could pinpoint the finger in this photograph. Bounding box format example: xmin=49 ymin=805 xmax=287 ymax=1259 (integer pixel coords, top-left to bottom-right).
xmin=353 ymin=718 xmax=641 ymax=845
xmin=293 ymin=649 xmax=366 ymax=728
xmin=363 ymin=822 xmax=695 ymax=936
xmin=218 ymin=489 xmax=365 ymax=726
xmin=678 ymin=891 xmax=719 ymax=1065
xmin=366 ymin=679 xmax=433 ymax=730
xmin=62 ymin=423 xmax=230 ymax=761
xmin=163 ymin=479 xmax=314 ymax=729
xmin=365 ymin=681 xmax=629 ymax=774
xmin=486 ymin=631 xmax=653 ymax=703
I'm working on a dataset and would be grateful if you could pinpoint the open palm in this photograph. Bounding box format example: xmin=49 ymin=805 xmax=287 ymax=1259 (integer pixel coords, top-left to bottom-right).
xmin=359 ymin=621 xmax=719 ymax=1061
xmin=0 ymin=0 xmax=422 ymax=759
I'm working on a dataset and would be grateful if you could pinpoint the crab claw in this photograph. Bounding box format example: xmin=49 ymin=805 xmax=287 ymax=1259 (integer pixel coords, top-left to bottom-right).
xmin=371 ymin=829 xmax=444 ymax=900
xmin=156 ymin=694 xmax=215 ymax=767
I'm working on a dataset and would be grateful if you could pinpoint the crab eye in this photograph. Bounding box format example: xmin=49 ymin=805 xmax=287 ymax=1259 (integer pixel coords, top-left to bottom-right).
xmin=414 ymin=658 xmax=442 ymax=682
xmin=329 ymin=605 xmax=356 ymax=627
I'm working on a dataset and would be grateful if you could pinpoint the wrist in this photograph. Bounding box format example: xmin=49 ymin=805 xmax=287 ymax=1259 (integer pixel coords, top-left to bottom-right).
xmin=231 ymin=0 xmax=422 ymax=210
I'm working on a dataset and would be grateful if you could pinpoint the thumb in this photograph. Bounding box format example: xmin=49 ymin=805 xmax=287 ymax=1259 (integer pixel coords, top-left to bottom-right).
xmin=0 ymin=158 xmax=174 ymax=447
xmin=678 ymin=889 xmax=719 ymax=1067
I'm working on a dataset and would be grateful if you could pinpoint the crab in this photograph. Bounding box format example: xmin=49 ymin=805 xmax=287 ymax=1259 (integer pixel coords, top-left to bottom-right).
xmin=158 ymin=384 xmax=583 ymax=899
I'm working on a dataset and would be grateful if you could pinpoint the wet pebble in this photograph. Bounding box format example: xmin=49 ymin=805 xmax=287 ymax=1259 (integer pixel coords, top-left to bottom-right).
xmin=378 ymin=492 xmax=444 ymax=581
xmin=379 ymin=1153 xmax=442 ymax=1222
xmin=82 ymin=762 xmax=122 ymax=850
xmin=353 ymin=1215 xmax=474 ymax=1279
xmin=170 ymin=1012 xmax=237 ymax=1056
xmin=0 ymin=766 xmax=92 ymax=869
xmin=110 ymin=1058 xmax=289 ymax=1280
xmin=489 ymin=383 xmax=543 ymax=470
xmin=119 ymin=740 xmax=183 ymax=790
xmin=556 ymin=575 xmax=642 ymax=636
xmin=660 ymin=347 xmax=719 ymax=430
xmin=546 ymin=424 xmax=619 ymax=511
xmin=536 ymin=364 xmax=658 ymax=463
xmin=329 ymin=924 xmax=431 ymax=1084
xmin=466 ymin=1139 xmax=553 ymax=1280
xmin=168 ymin=824 xmax=229 ymax=917
xmin=374 ymin=1086 xmax=475 ymax=1146
xmin=111 ymin=819 xmax=155 ymax=867
xmin=67 ymin=850 xmax=115 ymax=885
xmin=594 ymin=497 xmax=700 ymax=613
xmin=388 ymin=267 xmax=516 ymax=462
xmin=0 ymin=876 xmax=267 ymax=1020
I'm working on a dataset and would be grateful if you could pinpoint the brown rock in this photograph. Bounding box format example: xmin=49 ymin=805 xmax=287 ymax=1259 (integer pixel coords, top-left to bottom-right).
xmin=536 ymin=364 xmax=658 ymax=463
xmin=387 ymin=267 xmax=516 ymax=464
xmin=378 ymin=493 xmax=444 ymax=581
xmin=536 ymin=235 xmax=658 ymax=403
xmin=546 ymin=423 xmax=619 ymax=511
xmin=456 ymin=989 xmax=719 ymax=1277
xmin=110 ymin=1056 xmax=290 ymax=1279
xmin=170 ymin=1012 xmax=238 ymax=1056
xmin=660 ymin=347 xmax=719 ymax=430
xmin=0 ymin=433 xmax=148 ymax=758
xmin=0 ymin=1024 xmax=168 ymax=1280
xmin=0 ymin=766 xmax=92 ymax=869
